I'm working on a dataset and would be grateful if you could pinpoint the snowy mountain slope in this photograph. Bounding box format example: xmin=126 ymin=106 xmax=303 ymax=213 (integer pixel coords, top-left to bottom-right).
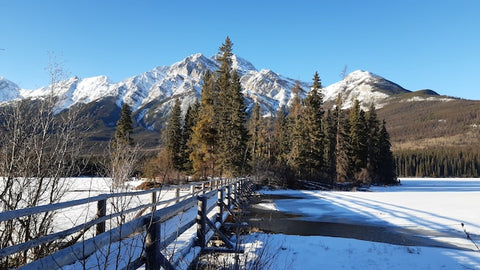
xmin=0 ymin=77 xmax=22 ymax=102
xmin=322 ymin=70 xmax=410 ymax=109
xmin=241 ymin=69 xmax=309 ymax=113
xmin=1 ymin=54 xmax=454 ymax=132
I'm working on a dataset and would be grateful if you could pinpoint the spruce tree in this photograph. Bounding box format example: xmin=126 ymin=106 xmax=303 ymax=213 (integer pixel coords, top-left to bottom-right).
xmin=303 ymin=72 xmax=325 ymax=180
xmin=112 ymin=103 xmax=134 ymax=149
xmin=216 ymin=37 xmax=233 ymax=160
xmin=335 ymin=95 xmax=352 ymax=182
xmin=377 ymin=120 xmax=397 ymax=184
xmin=166 ymin=99 xmax=184 ymax=172
xmin=324 ymin=109 xmax=337 ymax=183
xmin=288 ymin=81 xmax=308 ymax=178
xmin=183 ymin=99 xmax=200 ymax=173
xmin=222 ymin=70 xmax=249 ymax=175
xmin=215 ymin=37 xmax=249 ymax=176
xmin=272 ymin=106 xmax=290 ymax=167
xmin=189 ymin=71 xmax=218 ymax=179
xmin=110 ymin=102 xmax=137 ymax=187
xmin=349 ymin=100 xmax=368 ymax=182
xmin=366 ymin=103 xmax=380 ymax=183
xmin=248 ymin=102 xmax=262 ymax=168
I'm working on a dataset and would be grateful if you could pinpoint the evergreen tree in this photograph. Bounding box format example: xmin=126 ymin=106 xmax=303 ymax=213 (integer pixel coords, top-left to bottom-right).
xmin=288 ymin=81 xmax=308 ymax=178
xmin=377 ymin=120 xmax=397 ymax=184
xmin=221 ymin=70 xmax=249 ymax=175
xmin=216 ymin=37 xmax=233 ymax=158
xmin=303 ymin=72 xmax=325 ymax=180
xmin=335 ymin=95 xmax=352 ymax=182
xmin=248 ymin=102 xmax=275 ymax=177
xmin=248 ymin=102 xmax=262 ymax=168
xmin=189 ymin=71 xmax=218 ymax=179
xmin=349 ymin=99 xmax=368 ymax=182
xmin=215 ymin=37 xmax=249 ymax=176
xmin=272 ymin=106 xmax=290 ymax=167
xmin=112 ymin=103 xmax=134 ymax=149
xmin=259 ymin=115 xmax=273 ymax=165
xmin=182 ymin=99 xmax=200 ymax=173
xmin=166 ymin=99 xmax=184 ymax=172
xmin=110 ymin=102 xmax=137 ymax=187
xmin=324 ymin=109 xmax=337 ymax=183
xmin=366 ymin=103 xmax=381 ymax=183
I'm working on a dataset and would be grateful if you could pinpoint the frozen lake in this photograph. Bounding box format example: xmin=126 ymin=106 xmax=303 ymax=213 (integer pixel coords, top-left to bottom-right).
xmin=241 ymin=178 xmax=480 ymax=269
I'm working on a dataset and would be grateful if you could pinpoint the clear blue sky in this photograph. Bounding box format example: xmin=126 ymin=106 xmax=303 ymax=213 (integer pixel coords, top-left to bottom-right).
xmin=1 ymin=0 xmax=479 ymax=99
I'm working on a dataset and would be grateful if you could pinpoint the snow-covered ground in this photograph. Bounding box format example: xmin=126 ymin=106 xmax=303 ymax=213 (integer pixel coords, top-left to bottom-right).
xmin=244 ymin=178 xmax=480 ymax=269
xmin=30 ymin=177 xmax=480 ymax=269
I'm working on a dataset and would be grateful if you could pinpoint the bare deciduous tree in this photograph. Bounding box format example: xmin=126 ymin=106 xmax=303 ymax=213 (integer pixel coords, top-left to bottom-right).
xmin=0 ymin=61 xmax=84 ymax=268
xmin=107 ymin=141 xmax=142 ymax=189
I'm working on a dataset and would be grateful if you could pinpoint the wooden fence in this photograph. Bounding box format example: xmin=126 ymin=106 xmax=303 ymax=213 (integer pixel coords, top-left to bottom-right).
xmin=0 ymin=178 xmax=255 ymax=269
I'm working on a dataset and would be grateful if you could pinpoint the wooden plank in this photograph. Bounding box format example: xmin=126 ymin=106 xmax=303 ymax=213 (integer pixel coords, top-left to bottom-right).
xmin=19 ymin=216 xmax=147 ymax=270
xmin=0 ymin=178 xmax=227 ymax=222
xmin=0 ymin=187 xmax=163 ymax=222
xmin=17 ymin=194 xmax=204 ymax=269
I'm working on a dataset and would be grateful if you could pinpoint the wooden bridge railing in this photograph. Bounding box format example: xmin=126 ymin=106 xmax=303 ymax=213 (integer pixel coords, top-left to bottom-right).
xmin=0 ymin=177 xmax=254 ymax=269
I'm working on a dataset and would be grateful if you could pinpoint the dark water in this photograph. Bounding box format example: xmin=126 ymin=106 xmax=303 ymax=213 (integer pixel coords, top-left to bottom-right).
xmin=246 ymin=194 xmax=472 ymax=250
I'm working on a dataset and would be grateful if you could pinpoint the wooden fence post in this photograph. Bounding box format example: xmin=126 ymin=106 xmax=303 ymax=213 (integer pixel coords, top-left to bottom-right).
xmin=175 ymin=188 xmax=180 ymax=204
xmin=145 ymin=219 xmax=161 ymax=270
xmin=234 ymin=182 xmax=238 ymax=202
xmin=201 ymin=182 xmax=206 ymax=194
xmin=217 ymin=188 xmax=224 ymax=223
xmin=190 ymin=185 xmax=195 ymax=196
xmin=151 ymin=191 xmax=157 ymax=212
xmin=96 ymin=198 xmax=106 ymax=235
xmin=196 ymin=196 xmax=207 ymax=248
xmin=227 ymin=185 xmax=232 ymax=210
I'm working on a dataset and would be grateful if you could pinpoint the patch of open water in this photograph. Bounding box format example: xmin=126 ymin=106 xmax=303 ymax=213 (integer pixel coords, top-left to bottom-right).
xmin=246 ymin=194 xmax=471 ymax=250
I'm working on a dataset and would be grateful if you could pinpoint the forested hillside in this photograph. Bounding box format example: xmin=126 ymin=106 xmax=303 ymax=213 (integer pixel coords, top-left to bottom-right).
xmin=377 ymin=97 xmax=480 ymax=177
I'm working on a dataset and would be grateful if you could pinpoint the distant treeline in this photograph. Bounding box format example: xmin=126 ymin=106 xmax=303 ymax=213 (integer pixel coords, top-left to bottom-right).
xmin=394 ymin=149 xmax=480 ymax=177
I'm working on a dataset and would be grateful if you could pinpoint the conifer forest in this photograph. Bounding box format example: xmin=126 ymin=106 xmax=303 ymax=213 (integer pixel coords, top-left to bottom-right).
xmin=160 ymin=37 xmax=397 ymax=187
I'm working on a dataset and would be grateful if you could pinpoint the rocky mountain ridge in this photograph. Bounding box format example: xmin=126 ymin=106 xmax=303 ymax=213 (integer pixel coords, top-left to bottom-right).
xmin=0 ymin=53 xmax=458 ymax=142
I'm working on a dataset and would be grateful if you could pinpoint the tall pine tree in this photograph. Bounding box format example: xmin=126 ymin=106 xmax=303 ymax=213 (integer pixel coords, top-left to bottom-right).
xmin=366 ymin=103 xmax=380 ymax=183
xmin=349 ymin=99 xmax=368 ymax=182
xmin=288 ymin=81 xmax=308 ymax=178
xmin=189 ymin=71 xmax=218 ymax=179
xmin=216 ymin=37 xmax=249 ymax=176
xmin=248 ymin=102 xmax=263 ymax=169
xmin=324 ymin=109 xmax=337 ymax=183
xmin=377 ymin=120 xmax=397 ymax=184
xmin=272 ymin=106 xmax=290 ymax=167
xmin=335 ymin=95 xmax=352 ymax=182
xmin=303 ymin=72 xmax=325 ymax=180
xmin=112 ymin=103 xmax=134 ymax=149
xmin=182 ymin=99 xmax=200 ymax=173
xmin=166 ymin=99 xmax=184 ymax=172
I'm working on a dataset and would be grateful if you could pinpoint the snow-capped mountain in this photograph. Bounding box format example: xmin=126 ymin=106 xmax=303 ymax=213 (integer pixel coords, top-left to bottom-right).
xmin=3 ymin=53 xmax=310 ymax=129
xmin=0 ymin=77 xmax=22 ymax=102
xmin=322 ymin=70 xmax=410 ymax=109
xmin=1 ymin=53 xmax=451 ymax=132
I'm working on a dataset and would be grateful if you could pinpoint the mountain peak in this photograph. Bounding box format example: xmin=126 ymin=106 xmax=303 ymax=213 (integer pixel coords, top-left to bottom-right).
xmin=231 ymin=54 xmax=257 ymax=75
xmin=169 ymin=53 xmax=217 ymax=78
xmin=323 ymin=70 xmax=410 ymax=109
xmin=345 ymin=70 xmax=377 ymax=80
xmin=0 ymin=77 xmax=21 ymax=102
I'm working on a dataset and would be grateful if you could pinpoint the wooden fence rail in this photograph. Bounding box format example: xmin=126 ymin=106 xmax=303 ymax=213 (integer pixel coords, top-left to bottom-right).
xmin=1 ymin=178 xmax=253 ymax=269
